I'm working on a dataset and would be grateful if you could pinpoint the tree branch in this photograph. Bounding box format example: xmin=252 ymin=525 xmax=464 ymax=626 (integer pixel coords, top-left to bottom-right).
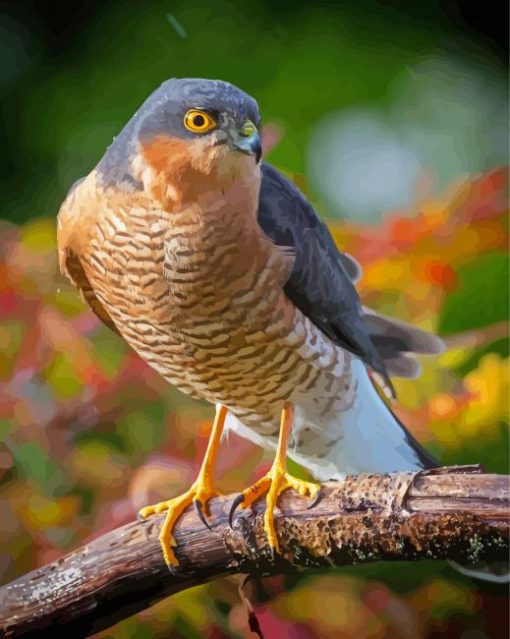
xmin=0 ymin=466 xmax=508 ymax=638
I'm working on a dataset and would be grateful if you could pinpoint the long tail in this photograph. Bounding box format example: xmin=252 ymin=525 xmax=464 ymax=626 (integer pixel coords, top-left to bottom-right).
xmin=362 ymin=307 xmax=445 ymax=379
xmin=287 ymin=358 xmax=438 ymax=481
xmin=287 ymin=360 xmax=508 ymax=583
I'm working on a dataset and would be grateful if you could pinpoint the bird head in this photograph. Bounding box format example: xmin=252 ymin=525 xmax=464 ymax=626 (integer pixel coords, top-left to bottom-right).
xmin=108 ymin=78 xmax=262 ymax=202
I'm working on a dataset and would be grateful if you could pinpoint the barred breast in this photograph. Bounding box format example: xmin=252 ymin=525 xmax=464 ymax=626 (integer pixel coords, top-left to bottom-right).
xmin=59 ymin=173 xmax=356 ymax=440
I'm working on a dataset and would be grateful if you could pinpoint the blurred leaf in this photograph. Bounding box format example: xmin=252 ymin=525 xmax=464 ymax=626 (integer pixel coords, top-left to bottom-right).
xmin=90 ymin=327 xmax=128 ymax=377
xmin=0 ymin=320 xmax=24 ymax=379
xmin=45 ymin=353 xmax=83 ymax=398
xmin=11 ymin=442 xmax=65 ymax=494
xmin=455 ymin=337 xmax=509 ymax=377
xmin=68 ymin=485 xmax=95 ymax=516
xmin=172 ymin=617 xmax=203 ymax=639
xmin=116 ymin=411 xmax=166 ymax=458
xmin=20 ymin=219 xmax=56 ymax=252
xmin=440 ymin=422 xmax=509 ymax=474
xmin=438 ymin=253 xmax=509 ymax=336
xmin=70 ymin=440 xmax=128 ymax=486
xmin=53 ymin=288 xmax=87 ymax=316
xmin=0 ymin=420 xmax=12 ymax=441
xmin=75 ymin=431 xmax=127 ymax=454
xmin=462 ymin=354 xmax=509 ymax=432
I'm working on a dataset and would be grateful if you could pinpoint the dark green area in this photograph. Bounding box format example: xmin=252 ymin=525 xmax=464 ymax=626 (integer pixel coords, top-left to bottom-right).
xmin=455 ymin=337 xmax=510 ymax=377
xmin=1 ymin=0 xmax=505 ymax=224
xmin=11 ymin=441 xmax=66 ymax=496
xmin=438 ymin=253 xmax=509 ymax=336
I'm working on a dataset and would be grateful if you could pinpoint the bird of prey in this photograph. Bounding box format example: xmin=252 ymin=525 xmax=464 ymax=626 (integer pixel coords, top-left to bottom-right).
xmin=57 ymin=77 xmax=446 ymax=569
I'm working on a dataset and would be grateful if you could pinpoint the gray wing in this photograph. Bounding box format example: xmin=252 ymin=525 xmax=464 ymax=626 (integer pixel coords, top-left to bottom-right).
xmin=257 ymin=163 xmax=443 ymax=390
xmin=257 ymin=163 xmax=392 ymax=390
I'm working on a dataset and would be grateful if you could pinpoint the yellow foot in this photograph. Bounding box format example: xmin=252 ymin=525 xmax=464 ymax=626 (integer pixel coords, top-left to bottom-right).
xmin=138 ymin=479 xmax=221 ymax=568
xmin=229 ymin=469 xmax=320 ymax=555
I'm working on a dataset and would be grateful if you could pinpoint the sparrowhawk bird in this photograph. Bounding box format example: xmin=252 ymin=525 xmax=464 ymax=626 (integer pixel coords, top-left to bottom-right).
xmin=57 ymin=77 xmax=448 ymax=569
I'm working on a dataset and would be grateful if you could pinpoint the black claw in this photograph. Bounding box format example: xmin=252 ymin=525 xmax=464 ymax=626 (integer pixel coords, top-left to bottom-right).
xmin=307 ymin=489 xmax=322 ymax=510
xmin=229 ymin=494 xmax=245 ymax=529
xmin=194 ymin=499 xmax=212 ymax=531
xmin=167 ymin=563 xmax=178 ymax=576
xmin=268 ymin=546 xmax=276 ymax=562
xmin=248 ymin=612 xmax=265 ymax=639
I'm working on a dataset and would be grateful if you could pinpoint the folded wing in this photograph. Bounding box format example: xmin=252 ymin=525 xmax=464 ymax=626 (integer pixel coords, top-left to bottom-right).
xmin=257 ymin=163 xmax=444 ymax=392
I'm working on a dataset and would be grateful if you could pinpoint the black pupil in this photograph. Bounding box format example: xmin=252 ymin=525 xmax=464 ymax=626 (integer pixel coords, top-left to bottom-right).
xmin=193 ymin=114 xmax=205 ymax=127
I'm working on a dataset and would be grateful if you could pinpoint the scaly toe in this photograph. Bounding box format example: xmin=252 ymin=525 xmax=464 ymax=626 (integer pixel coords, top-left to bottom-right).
xmin=229 ymin=475 xmax=272 ymax=527
xmin=266 ymin=473 xmax=318 ymax=552
xmin=228 ymin=470 xmax=321 ymax=556
xmin=286 ymin=476 xmax=320 ymax=500
xmin=139 ymin=482 xmax=222 ymax=568
xmin=138 ymin=499 xmax=175 ymax=519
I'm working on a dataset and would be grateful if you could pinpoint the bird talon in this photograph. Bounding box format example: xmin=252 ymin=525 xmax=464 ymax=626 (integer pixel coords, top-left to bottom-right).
xmin=232 ymin=467 xmax=320 ymax=556
xmin=229 ymin=493 xmax=246 ymax=529
xmin=194 ymin=498 xmax=212 ymax=531
xmin=136 ymin=405 xmax=229 ymax=568
xmin=307 ymin=488 xmax=322 ymax=510
xmin=139 ymin=481 xmax=222 ymax=568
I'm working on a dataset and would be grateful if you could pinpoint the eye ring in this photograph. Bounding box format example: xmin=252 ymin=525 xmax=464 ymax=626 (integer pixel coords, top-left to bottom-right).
xmin=183 ymin=109 xmax=217 ymax=133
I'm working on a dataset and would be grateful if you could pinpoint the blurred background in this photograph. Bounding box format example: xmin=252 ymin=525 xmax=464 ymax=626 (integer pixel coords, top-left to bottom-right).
xmin=0 ymin=1 xmax=508 ymax=637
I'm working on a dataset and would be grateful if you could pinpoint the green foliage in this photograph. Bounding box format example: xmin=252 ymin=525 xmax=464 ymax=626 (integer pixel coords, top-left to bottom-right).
xmin=455 ymin=337 xmax=509 ymax=377
xmin=11 ymin=442 xmax=66 ymax=495
xmin=439 ymin=253 xmax=509 ymax=336
xmin=3 ymin=1 xmax=502 ymax=225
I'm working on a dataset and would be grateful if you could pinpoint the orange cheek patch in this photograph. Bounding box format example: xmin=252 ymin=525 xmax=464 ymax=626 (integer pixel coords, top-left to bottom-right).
xmin=138 ymin=134 xmax=259 ymax=212
xmin=140 ymin=135 xmax=193 ymax=175
xmin=139 ymin=135 xmax=230 ymax=207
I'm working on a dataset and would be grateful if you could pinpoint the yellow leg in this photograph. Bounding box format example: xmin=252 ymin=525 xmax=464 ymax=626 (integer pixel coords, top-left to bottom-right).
xmin=138 ymin=404 xmax=228 ymax=568
xmin=229 ymin=402 xmax=320 ymax=554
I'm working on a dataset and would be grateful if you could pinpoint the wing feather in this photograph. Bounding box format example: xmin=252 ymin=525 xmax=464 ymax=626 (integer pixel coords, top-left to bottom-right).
xmin=257 ymin=163 xmax=392 ymax=392
xmin=257 ymin=163 xmax=443 ymax=392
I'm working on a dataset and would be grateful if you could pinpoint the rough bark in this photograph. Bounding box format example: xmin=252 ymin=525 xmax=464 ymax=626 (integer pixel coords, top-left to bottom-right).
xmin=0 ymin=466 xmax=508 ymax=638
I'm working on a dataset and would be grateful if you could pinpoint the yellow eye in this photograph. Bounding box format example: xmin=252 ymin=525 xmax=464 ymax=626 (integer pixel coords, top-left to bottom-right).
xmin=183 ymin=109 xmax=217 ymax=133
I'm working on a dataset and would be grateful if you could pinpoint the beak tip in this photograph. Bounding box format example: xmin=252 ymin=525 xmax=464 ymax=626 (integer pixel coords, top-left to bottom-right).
xmin=233 ymin=131 xmax=262 ymax=163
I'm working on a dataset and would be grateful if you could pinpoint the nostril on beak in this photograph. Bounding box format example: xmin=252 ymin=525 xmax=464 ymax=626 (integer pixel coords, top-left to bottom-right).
xmin=240 ymin=121 xmax=257 ymax=138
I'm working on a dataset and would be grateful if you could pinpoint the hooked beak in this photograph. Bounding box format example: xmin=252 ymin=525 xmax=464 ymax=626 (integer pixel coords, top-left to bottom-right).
xmin=232 ymin=120 xmax=262 ymax=163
